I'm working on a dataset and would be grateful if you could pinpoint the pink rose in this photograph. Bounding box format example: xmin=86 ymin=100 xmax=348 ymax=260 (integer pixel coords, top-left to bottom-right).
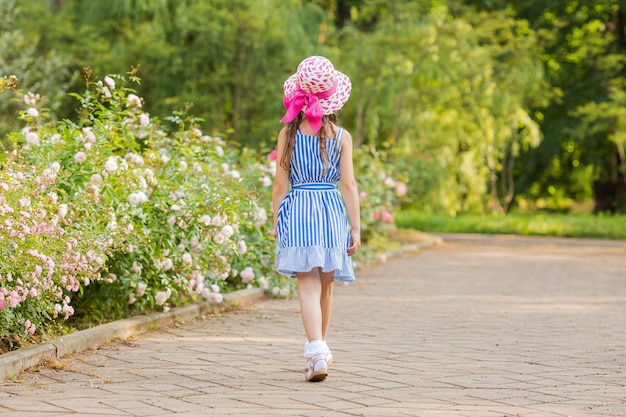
xmin=91 ymin=174 xmax=103 ymax=184
xmin=381 ymin=210 xmax=394 ymax=223
xmin=395 ymin=182 xmax=408 ymax=196
xmin=137 ymin=282 xmax=147 ymax=297
xmin=208 ymin=293 xmax=223 ymax=303
xmin=240 ymin=267 xmax=255 ymax=283
xmin=213 ymin=233 xmax=226 ymax=244
xmin=267 ymin=150 xmax=278 ymax=161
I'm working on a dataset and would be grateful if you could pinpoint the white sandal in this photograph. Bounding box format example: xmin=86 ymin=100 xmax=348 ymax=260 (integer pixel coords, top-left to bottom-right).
xmin=304 ymin=341 xmax=333 ymax=371
xmin=305 ymin=352 xmax=333 ymax=371
xmin=305 ymin=354 xmax=328 ymax=382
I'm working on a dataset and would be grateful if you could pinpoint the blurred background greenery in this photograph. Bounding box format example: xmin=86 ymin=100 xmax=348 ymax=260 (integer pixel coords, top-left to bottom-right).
xmin=3 ymin=0 xmax=626 ymax=220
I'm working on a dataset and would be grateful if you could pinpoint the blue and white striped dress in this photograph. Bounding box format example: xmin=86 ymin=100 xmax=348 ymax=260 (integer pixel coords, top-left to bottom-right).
xmin=275 ymin=127 xmax=355 ymax=282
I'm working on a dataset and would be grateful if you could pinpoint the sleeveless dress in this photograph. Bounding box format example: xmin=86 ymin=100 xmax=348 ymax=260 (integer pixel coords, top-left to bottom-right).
xmin=275 ymin=127 xmax=355 ymax=282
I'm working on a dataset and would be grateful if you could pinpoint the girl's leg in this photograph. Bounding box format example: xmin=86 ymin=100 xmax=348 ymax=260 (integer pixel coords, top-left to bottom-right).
xmin=296 ymin=269 xmax=323 ymax=342
xmin=297 ymin=268 xmax=336 ymax=341
xmin=319 ymin=270 xmax=335 ymax=340
xmin=297 ymin=268 xmax=333 ymax=382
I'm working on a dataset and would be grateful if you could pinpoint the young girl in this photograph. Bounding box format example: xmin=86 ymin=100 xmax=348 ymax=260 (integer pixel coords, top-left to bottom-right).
xmin=270 ymin=56 xmax=361 ymax=382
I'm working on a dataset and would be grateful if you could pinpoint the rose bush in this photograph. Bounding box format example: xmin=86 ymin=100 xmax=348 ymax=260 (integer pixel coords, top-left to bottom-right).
xmin=1 ymin=70 xmax=407 ymax=351
xmin=1 ymin=70 xmax=291 ymax=350
xmin=353 ymin=146 xmax=409 ymax=248
xmin=0 ymin=154 xmax=120 ymax=350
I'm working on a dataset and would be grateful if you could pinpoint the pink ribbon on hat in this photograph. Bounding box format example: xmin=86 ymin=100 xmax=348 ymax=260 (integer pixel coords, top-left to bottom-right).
xmin=280 ymin=80 xmax=338 ymax=132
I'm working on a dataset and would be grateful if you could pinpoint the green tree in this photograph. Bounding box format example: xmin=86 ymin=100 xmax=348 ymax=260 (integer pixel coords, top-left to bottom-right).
xmin=471 ymin=0 xmax=626 ymax=212
xmin=7 ymin=0 xmax=554 ymax=214
xmin=0 ymin=0 xmax=73 ymax=144
xmin=338 ymin=1 xmax=542 ymax=214
xmin=42 ymin=0 xmax=326 ymax=146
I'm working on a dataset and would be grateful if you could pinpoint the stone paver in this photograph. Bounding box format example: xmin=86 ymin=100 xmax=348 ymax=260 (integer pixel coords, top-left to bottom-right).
xmin=1 ymin=234 xmax=626 ymax=416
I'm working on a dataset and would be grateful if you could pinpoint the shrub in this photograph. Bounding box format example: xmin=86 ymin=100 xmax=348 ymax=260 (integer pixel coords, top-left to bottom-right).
xmin=353 ymin=146 xmax=409 ymax=246
xmin=0 ymin=154 xmax=116 ymax=349
xmin=1 ymin=70 xmax=290 ymax=349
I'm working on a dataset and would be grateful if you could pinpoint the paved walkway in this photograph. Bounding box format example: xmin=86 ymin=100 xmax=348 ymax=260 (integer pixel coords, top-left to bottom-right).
xmin=1 ymin=234 xmax=626 ymax=417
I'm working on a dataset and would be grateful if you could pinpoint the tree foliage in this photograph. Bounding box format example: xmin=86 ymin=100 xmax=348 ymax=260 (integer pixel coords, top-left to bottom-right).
xmin=339 ymin=2 xmax=543 ymax=213
xmin=3 ymin=0 xmax=626 ymax=213
xmin=473 ymin=0 xmax=626 ymax=212
xmin=0 ymin=0 xmax=73 ymax=145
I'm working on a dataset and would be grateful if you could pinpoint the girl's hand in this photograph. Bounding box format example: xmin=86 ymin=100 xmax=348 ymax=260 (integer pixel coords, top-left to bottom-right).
xmin=347 ymin=230 xmax=361 ymax=256
xmin=267 ymin=229 xmax=277 ymax=238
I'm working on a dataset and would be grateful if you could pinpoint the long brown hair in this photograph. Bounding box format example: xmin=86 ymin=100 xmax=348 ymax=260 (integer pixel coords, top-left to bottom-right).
xmin=279 ymin=113 xmax=338 ymax=172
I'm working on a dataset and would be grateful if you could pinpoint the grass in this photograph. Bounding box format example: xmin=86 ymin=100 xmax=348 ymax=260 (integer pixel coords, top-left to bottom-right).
xmin=395 ymin=210 xmax=626 ymax=240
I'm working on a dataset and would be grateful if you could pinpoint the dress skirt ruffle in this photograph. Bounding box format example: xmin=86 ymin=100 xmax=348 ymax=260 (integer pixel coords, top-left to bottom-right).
xmin=276 ymin=245 xmax=355 ymax=282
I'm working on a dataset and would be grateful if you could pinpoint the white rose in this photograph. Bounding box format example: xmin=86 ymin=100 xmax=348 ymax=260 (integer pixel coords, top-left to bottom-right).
xmin=182 ymin=253 xmax=192 ymax=264
xmin=128 ymin=192 xmax=141 ymax=205
xmin=58 ymin=204 xmax=68 ymax=218
xmin=139 ymin=114 xmax=150 ymax=126
xmin=155 ymin=288 xmax=171 ymax=306
xmin=259 ymin=175 xmax=272 ymax=187
xmin=162 ymin=258 xmax=173 ymax=271
xmin=104 ymin=157 xmax=118 ymax=172
xmin=240 ymin=267 xmax=255 ymax=283
xmin=221 ymin=225 xmax=234 ymax=238
xmin=237 ymin=240 xmax=247 ymax=255
xmin=104 ymin=76 xmax=116 ymax=89
xmin=26 ymin=131 xmax=40 ymax=145
xmin=127 ymin=93 xmax=142 ymax=108
xmin=90 ymin=174 xmax=103 ymax=185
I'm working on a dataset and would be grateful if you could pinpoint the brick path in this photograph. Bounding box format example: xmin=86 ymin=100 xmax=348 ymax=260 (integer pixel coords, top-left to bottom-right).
xmin=1 ymin=234 xmax=626 ymax=416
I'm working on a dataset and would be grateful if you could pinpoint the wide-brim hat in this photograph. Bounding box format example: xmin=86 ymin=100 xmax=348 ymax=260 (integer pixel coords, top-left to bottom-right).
xmin=282 ymin=56 xmax=352 ymax=116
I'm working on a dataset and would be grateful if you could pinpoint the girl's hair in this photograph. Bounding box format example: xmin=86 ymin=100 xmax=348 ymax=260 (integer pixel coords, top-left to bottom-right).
xmin=279 ymin=113 xmax=338 ymax=172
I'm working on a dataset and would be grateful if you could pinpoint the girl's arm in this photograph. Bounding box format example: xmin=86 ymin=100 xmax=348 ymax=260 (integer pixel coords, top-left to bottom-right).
xmin=338 ymin=130 xmax=361 ymax=256
xmin=269 ymin=128 xmax=290 ymax=237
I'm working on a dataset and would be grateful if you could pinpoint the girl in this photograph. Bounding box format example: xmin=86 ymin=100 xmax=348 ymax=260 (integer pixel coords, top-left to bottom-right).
xmin=270 ymin=56 xmax=361 ymax=382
